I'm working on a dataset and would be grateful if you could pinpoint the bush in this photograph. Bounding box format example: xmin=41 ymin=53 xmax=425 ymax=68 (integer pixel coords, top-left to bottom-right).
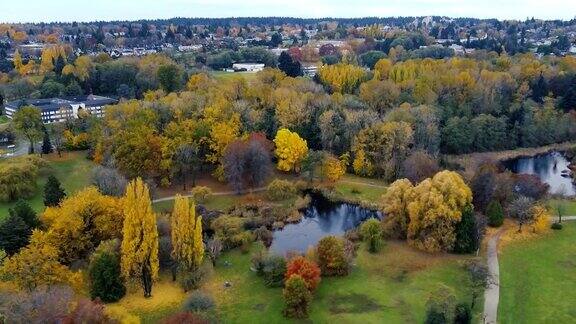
xmin=266 ymin=179 xmax=297 ymax=201
xmin=158 ymin=236 xmax=174 ymax=270
xmin=283 ymin=275 xmax=312 ymax=318
xmin=161 ymin=312 xmax=208 ymax=324
xmin=454 ymin=303 xmax=472 ymax=324
xmin=178 ymin=267 xmax=206 ymax=292
xmin=286 ymin=256 xmax=321 ymax=291
xmin=317 ymin=236 xmax=349 ymax=276
xmin=182 ymin=292 xmax=215 ymax=313
xmin=486 ymin=200 xmax=504 ymax=227
xmin=359 ymin=218 xmax=383 ymax=253
xmin=191 ymin=186 xmax=212 ymax=203
xmin=551 ymin=222 xmax=563 ymax=230
xmin=262 ymin=255 xmax=287 ymax=287
xmin=211 ymin=215 xmax=245 ymax=249
xmin=88 ymin=251 xmax=126 ymax=303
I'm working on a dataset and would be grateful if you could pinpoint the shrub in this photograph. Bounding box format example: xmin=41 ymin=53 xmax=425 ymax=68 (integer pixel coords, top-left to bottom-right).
xmin=454 ymin=303 xmax=472 ymax=324
xmin=182 ymin=292 xmax=215 ymax=313
xmin=211 ymin=215 xmax=245 ymax=249
xmin=262 ymin=255 xmax=287 ymax=287
xmin=551 ymin=222 xmax=563 ymax=230
xmin=266 ymin=179 xmax=297 ymax=201
xmin=317 ymin=236 xmax=349 ymax=276
xmin=191 ymin=186 xmax=212 ymax=203
xmin=254 ymin=226 xmax=273 ymax=247
xmin=161 ymin=312 xmax=208 ymax=324
xmin=359 ymin=218 xmax=383 ymax=253
xmin=486 ymin=200 xmax=504 ymax=227
xmin=88 ymin=251 xmax=126 ymax=303
xmin=286 ymin=256 xmax=321 ymax=291
xmin=158 ymin=236 xmax=174 ymax=270
xmin=283 ymin=275 xmax=312 ymax=318
xmin=0 ymin=156 xmax=44 ymax=202
xmin=178 ymin=267 xmax=206 ymax=292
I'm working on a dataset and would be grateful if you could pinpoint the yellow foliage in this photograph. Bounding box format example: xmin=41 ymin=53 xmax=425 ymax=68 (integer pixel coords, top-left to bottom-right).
xmin=531 ymin=205 xmax=550 ymax=234
xmin=381 ymin=179 xmax=415 ymax=239
xmin=323 ymin=154 xmax=346 ymax=182
xmin=273 ymin=128 xmax=308 ymax=172
xmin=121 ymin=178 xmax=159 ymax=284
xmin=374 ymin=58 xmax=392 ymax=80
xmin=171 ymin=195 xmax=204 ymax=270
xmin=318 ymin=63 xmax=366 ymax=94
xmin=407 ymin=171 xmax=472 ymax=252
xmin=41 ymin=187 xmax=124 ymax=264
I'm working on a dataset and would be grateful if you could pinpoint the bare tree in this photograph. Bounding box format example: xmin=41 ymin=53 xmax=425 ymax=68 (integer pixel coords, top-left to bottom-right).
xmin=206 ymin=238 xmax=223 ymax=267
xmin=173 ymin=144 xmax=201 ymax=190
xmin=91 ymin=165 xmax=128 ymax=197
xmin=508 ymin=196 xmax=534 ymax=232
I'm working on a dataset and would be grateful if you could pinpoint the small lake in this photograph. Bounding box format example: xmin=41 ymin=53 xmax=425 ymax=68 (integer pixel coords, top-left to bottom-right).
xmin=503 ymin=151 xmax=575 ymax=197
xmin=269 ymin=194 xmax=382 ymax=255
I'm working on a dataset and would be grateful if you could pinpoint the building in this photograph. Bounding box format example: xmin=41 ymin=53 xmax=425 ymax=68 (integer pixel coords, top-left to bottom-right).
xmin=231 ymin=63 xmax=265 ymax=72
xmin=4 ymin=95 xmax=117 ymax=124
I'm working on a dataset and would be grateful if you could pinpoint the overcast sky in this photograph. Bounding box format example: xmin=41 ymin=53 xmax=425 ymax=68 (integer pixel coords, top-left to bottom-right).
xmin=1 ymin=0 xmax=575 ymax=23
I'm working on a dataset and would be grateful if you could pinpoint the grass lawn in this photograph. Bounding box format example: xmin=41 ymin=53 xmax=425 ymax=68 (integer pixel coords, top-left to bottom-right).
xmin=0 ymin=115 xmax=9 ymax=124
xmin=546 ymin=198 xmax=576 ymax=216
xmin=211 ymin=70 xmax=258 ymax=81
xmin=110 ymin=242 xmax=480 ymax=323
xmin=154 ymin=195 xmax=240 ymax=214
xmin=335 ymin=174 xmax=388 ymax=203
xmin=0 ymin=151 xmax=95 ymax=219
xmin=499 ymin=223 xmax=576 ymax=323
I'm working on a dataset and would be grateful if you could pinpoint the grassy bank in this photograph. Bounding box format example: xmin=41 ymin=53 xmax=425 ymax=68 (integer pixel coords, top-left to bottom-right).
xmin=499 ymin=223 xmax=576 ymax=323
xmin=0 ymin=151 xmax=95 ymax=219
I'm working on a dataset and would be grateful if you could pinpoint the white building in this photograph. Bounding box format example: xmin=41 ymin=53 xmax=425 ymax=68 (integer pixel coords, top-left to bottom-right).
xmin=231 ymin=63 xmax=265 ymax=72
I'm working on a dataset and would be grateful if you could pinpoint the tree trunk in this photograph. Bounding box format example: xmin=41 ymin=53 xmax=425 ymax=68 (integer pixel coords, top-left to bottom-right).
xmin=142 ymin=263 xmax=153 ymax=298
xmin=171 ymin=262 xmax=177 ymax=282
xmin=182 ymin=167 xmax=187 ymax=191
xmin=28 ymin=138 xmax=34 ymax=154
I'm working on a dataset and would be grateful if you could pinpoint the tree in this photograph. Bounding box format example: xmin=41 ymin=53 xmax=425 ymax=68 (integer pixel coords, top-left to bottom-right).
xmin=43 ymin=175 xmax=66 ymax=207
xmin=359 ymin=218 xmax=383 ymax=253
xmin=323 ymin=154 xmax=346 ymax=182
xmin=89 ymin=249 xmax=126 ymax=302
xmin=285 ymin=256 xmax=321 ymax=291
xmin=283 ymin=275 xmax=312 ymax=319
xmin=173 ymin=144 xmax=201 ymax=190
xmin=318 ymin=63 xmax=366 ymax=94
xmin=171 ymin=195 xmax=204 ymax=273
xmin=121 ymin=178 xmax=159 ymax=298
xmin=486 ymin=200 xmax=504 ymax=227
xmin=278 ymin=52 xmax=302 ymax=77
xmin=0 ymin=212 xmax=31 ymax=256
xmin=157 ymin=64 xmax=183 ymax=93
xmin=453 ymin=206 xmax=479 ymax=254
xmin=41 ymin=128 xmax=53 ymax=155
xmin=206 ymin=238 xmax=223 ymax=267
xmin=8 ymin=199 xmax=39 ymax=229
xmin=317 ymin=236 xmax=349 ymax=276
xmin=13 ymin=106 xmax=43 ymax=154
xmin=381 ymin=178 xmax=414 ymax=239
xmin=0 ymin=233 xmax=81 ymax=292
xmin=0 ymin=156 xmax=43 ymax=202
xmin=274 ymin=128 xmax=308 ymax=172
xmin=401 ymin=150 xmax=439 ymax=184
xmin=91 ymin=165 xmax=128 ymax=197
xmin=224 ymin=134 xmax=273 ymax=193
xmin=507 ymin=196 xmax=534 ymax=232
xmin=407 ymin=171 xmax=473 ymax=252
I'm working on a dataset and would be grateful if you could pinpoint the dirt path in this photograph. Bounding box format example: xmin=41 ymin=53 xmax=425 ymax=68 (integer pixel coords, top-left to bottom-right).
xmin=152 ymin=187 xmax=266 ymax=203
xmin=483 ymin=228 xmax=505 ymax=324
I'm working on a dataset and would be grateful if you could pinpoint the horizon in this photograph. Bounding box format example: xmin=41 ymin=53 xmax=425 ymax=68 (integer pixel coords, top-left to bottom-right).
xmin=1 ymin=0 xmax=575 ymax=24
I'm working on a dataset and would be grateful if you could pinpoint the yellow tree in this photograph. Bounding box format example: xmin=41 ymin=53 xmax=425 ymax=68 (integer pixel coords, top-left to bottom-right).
xmin=171 ymin=195 xmax=204 ymax=272
xmin=121 ymin=178 xmax=159 ymax=298
xmin=407 ymin=171 xmax=472 ymax=252
xmin=0 ymin=231 xmax=82 ymax=292
xmin=381 ymin=179 xmax=414 ymax=239
xmin=274 ymin=128 xmax=308 ymax=172
xmin=323 ymin=154 xmax=346 ymax=182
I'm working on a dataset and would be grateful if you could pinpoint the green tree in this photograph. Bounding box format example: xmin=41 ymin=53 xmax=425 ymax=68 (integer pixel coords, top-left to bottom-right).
xmin=9 ymin=199 xmax=40 ymax=229
xmin=0 ymin=213 xmax=31 ymax=255
xmin=359 ymin=218 xmax=383 ymax=253
xmin=317 ymin=236 xmax=349 ymax=276
xmin=89 ymin=250 xmax=126 ymax=303
xmin=453 ymin=206 xmax=478 ymax=254
xmin=486 ymin=200 xmax=504 ymax=227
xmin=13 ymin=106 xmax=43 ymax=154
xmin=41 ymin=128 xmax=53 ymax=155
xmin=157 ymin=64 xmax=183 ymax=93
xmin=43 ymin=175 xmax=66 ymax=207
xmin=282 ymin=275 xmax=312 ymax=318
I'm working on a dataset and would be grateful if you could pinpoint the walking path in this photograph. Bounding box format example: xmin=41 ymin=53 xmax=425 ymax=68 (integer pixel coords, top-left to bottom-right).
xmin=483 ymin=216 xmax=575 ymax=323
xmin=483 ymin=228 xmax=505 ymax=324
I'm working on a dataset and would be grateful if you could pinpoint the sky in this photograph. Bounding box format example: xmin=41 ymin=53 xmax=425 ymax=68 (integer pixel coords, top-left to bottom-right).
xmin=1 ymin=0 xmax=575 ymax=23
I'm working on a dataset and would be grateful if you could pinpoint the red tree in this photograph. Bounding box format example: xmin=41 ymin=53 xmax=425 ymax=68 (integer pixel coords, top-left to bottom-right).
xmin=286 ymin=256 xmax=321 ymax=291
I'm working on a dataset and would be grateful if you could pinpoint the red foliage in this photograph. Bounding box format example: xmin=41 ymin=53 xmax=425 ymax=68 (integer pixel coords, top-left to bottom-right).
xmin=161 ymin=312 xmax=208 ymax=324
xmin=288 ymin=47 xmax=303 ymax=62
xmin=285 ymin=256 xmax=321 ymax=291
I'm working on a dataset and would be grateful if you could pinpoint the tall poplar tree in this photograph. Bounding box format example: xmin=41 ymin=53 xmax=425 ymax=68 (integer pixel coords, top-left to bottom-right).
xmin=171 ymin=195 xmax=203 ymax=272
xmin=121 ymin=178 xmax=159 ymax=298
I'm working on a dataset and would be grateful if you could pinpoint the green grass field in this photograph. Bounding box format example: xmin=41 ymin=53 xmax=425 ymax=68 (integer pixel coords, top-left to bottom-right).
xmin=0 ymin=152 xmax=95 ymax=219
xmin=335 ymin=174 xmax=388 ymax=203
xmin=499 ymin=223 xmax=576 ymax=323
xmin=211 ymin=70 xmax=258 ymax=81
xmin=547 ymin=199 xmax=576 ymax=216
xmin=112 ymin=242 xmax=480 ymax=323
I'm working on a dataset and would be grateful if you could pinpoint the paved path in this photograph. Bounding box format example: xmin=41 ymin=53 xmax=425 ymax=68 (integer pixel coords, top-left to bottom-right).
xmin=483 ymin=228 xmax=505 ymax=324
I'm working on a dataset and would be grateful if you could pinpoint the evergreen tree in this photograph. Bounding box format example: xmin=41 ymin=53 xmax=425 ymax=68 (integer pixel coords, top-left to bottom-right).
xmin=43 ymin=175 xmax=66 ymax=207
xmin=278 ymin=52 xmax=302 ymax=77
xmin=453 ymin=206 xmax=478 ymax=254
xmin=121 ymin=178 xmax=159 ymax=298
xmin=89 ymin=251 xmax=126 ymax=302
xmin=9 ymin=200 xmax=40 ymax=229
xmin=486 ymin=200 xmax=504 ymax=227
xmin=41 ymin=128 xmax=53 ymax=155
xmin=0 ymin=213 xmax=31 ymax=255
xmin=531 ymin=73 xmax=548 ymax=103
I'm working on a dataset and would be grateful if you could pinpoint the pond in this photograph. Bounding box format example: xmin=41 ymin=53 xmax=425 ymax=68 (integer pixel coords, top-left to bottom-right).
xmin=269 ymin=194 xmax=382 ymax=255
xmin=502 ymin=151 xmax=575 ymax=197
